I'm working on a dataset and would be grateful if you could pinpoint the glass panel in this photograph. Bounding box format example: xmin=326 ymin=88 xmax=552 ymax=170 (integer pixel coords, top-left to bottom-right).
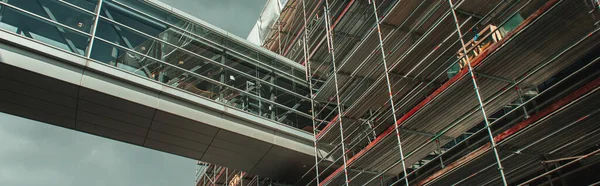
xmin=90 ymin=39 xmax=157 ymax=77
xmin=0 ymin=5 xmax=90 ymax=54
xmin=165 ymin=15 xmax=225 ymax=45
xmin=88 ymin=0 xmax=312 ymax=130
xmin=6 ymin=0 xmax=95 ymax=33
xmin=105 ymin=0 xmax=306 ymax=88
xmin=499 ymin=13 xmax=525 ymax=36
xmin=62 ymin=0 xmax=98 ymax=12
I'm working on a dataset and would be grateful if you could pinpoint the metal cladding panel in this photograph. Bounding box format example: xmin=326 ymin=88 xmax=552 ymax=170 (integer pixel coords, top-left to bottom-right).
xmin=0 ymin=43 xmax=83 ymax=95
xmin=0 ymin=85 xmax=75 ymax=118
xmin=144 ymin=138 xmax=204 ymax=160
xmin=77 ymin=99 xmax=152 ymax=128
xmin=0 ymin=77 xmax=77 ymax=108
xmin=147 ymin=130 xmax=209 ymax=152
xmin=149 ymin=120 xmax=215 ymax=144
xmin=80 ymin=70 xmax=161 ymax=111
xmin=152 ymin=110 xmax=219 ymax=137
xmin=76 ymin=120 xmax=146 ymax=145
xmin=78 ymin=87 xmax=157 ymax=119
xmin=76 ymin=110 xmax=148 ymax=137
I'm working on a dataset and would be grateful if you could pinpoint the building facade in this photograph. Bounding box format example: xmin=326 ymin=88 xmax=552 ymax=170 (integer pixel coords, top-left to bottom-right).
xmin=259 ymin=0 xmax=600 ymax=185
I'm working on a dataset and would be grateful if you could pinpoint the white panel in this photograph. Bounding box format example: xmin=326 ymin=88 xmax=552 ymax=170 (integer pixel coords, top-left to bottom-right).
xmin=273 ymin=131 xmax=319 ymax=157
xmin=78 ymin=88 xmax=156 ymax=119
xmin=218 ymin=113 xmax=276 ymax=145
xmin=160 ymin=85 xmax=225 ymax=112
xmin=223 ymin=107 xmax=313 ymax=139
xmin=156 ymin=96 xmax=224 ymax=130
xmin=86 ymin=61 xmax=163 ymax=91
xmin=0 ymin=31 xmax=87 ymax=67
xmin=0 ymin=43 xmax=84 ymax=88
xmin=79 ymin=70 xmax=160 ymax=110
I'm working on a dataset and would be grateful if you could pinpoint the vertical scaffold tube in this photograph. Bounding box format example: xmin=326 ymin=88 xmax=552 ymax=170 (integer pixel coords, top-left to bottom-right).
xmin=323 ymin=0 xmax=350 ymax=184
xmin=369 ymin=0 xmax=410 ymax=185
xmin=302 ymin=0 xmax=321 ymax=185
xmin=85 ymin=0 xmax=103 ymax=58
xmin=446 ymin=0 xmax=508 ymax=185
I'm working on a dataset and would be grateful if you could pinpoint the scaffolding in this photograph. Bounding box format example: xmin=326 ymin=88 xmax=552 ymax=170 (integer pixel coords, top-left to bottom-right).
xmin=195 ymin=162 xmax=272 ymax=186
xmin=263 ymin=0 xmax=600 ymax=185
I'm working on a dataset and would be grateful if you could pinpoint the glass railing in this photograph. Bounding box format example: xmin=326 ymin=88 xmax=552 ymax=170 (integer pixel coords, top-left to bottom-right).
xmin=0 ymin=0 xmax=313 ymax=131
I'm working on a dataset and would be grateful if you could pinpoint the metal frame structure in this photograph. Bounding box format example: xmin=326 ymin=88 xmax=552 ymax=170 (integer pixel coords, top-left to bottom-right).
xmin=3 ymin=0 xmax=600 ymax=185
xmin=262 ymin=0 xmax=600 ymax=185
xmin=0 ymin=0 xmax=315 ymax=132
xmin=0 ymin=1 xmax=321 ymax=185
xmin=195 ymin=162 xmax=275 ymax=186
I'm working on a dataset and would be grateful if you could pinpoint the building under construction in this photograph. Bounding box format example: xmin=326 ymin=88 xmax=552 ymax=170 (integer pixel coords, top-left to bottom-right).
xmin=228 ymin=0 xmax=600 ymax=185
xmin=4 ymin=0 xmax=598 ymax=185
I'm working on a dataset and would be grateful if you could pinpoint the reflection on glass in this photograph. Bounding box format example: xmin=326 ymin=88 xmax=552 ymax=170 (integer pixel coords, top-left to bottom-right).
xmin=0 ymin=4 xmax=90 ymax=54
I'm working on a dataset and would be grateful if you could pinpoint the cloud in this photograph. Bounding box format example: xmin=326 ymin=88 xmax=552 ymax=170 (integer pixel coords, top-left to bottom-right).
xmin=0 ymin=113 xmax=195 ymax=186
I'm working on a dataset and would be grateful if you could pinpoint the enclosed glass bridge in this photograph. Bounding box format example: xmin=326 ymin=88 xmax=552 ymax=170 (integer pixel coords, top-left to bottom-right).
xmin=0 ymin=0 xmax=312 ymax=130
xmin=0 ymin=0 xmax=322 ymax=182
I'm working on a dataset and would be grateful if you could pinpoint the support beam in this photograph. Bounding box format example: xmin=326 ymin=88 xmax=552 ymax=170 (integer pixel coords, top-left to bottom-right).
xmin=448 ymin=0 xmax=508 ymax=184
xmin=475 ymin=71 xmax=515 ymax=84
xmin=318 ymin=1 xmax=350 ymax=185
xmin=400 ymin=128 xmax=453 ymax=140
xmin=518 ymin=149 xmax=600 ymax=186
xmin=455 ymin=8 xmax=484 ymax=19
xmin=103 ymin=7 xmax=153 ymax=76
xmin=36 ymin=0 xmax=83 ymax=55
xmin=389 ymin=71 xmax=443 ymax=85
xmin=0 ymin=0 xmax=8 ymax=22
xmin=372 ymin=0 xmax=410 ymax=185
xmin=277 ymin=101 xmax=303 ymax=122
xmin=16 ymin=28 xmax=33 ymax=38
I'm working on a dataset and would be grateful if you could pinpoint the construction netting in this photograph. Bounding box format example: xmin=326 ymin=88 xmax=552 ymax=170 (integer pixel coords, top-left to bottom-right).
xmin=246 ymin=0 xmax=288 ymax=45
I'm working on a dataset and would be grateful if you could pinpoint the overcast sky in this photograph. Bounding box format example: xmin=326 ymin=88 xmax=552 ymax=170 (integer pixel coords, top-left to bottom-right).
xmin=0 ymin=0 xmax=266 ymax=185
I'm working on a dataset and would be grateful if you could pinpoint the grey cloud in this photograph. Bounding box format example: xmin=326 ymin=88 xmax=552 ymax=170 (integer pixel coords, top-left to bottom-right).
xmin=0 ymin=113 xmax=195 ymax=186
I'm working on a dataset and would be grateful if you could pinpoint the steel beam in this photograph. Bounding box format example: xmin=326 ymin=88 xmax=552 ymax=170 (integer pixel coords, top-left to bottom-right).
xmin=0 ymin=0 xmax=7 ymax=22
xmin=448 ymin=0 xmax=508 ymax=184
xmin=36 ymin=0 xmax=82 ymax=55
xmin=475 ymin=71 xmax=515 ymax=84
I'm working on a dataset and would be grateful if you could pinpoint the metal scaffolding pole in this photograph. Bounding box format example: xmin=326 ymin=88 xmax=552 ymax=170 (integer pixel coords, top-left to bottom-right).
xmin=85 ymin=0 xmax=103 ymax=58
xmin=302 ymin=0 xmax=321 ymax=185
xmin=323 ymin=0 xmax=350 ymax=184
xmin=369 ymin=0 xmax=409 ymax=185
xmin=447 ymin=0 xmax=508 ymax=185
